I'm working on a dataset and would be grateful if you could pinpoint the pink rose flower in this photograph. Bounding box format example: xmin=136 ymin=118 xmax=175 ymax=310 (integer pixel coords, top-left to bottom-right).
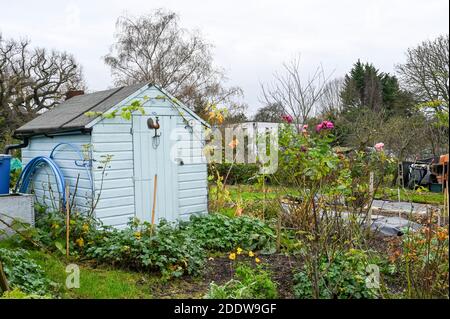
xmin=324 ymin=121 xmax=334 ymax=129
xmin=316 ymin=124 xmax=323 ymax=132
xmin=282 ymin=114 xmax=293 ymax=124
xmin=316 ymin=120 xmax=334 ymax=132
xmin=375 ymin=142 xmax=384 ymax=152
xmin=302 ymin=124 xmax=308 ymax=132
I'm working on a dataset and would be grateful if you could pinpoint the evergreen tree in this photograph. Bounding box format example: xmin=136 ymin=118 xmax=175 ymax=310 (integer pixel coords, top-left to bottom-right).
xmin=340 ymin=60 xmax=411 ymax=115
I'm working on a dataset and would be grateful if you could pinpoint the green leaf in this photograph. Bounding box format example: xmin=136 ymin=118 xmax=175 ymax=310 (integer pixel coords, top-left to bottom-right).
xmin=54 ymin=241 xmax=66 ymax=255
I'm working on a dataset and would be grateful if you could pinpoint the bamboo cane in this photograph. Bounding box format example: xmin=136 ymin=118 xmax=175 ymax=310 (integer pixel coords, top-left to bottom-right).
xmin=151 ymin=174 xmax=158 ymax=227
xmin=65 ymin=185 xmax=70 ymax=258
xmin=368 ymin=171 xmax=374 ymax=228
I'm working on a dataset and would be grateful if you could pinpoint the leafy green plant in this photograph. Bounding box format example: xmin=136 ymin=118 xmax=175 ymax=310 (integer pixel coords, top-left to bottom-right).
xmin=21 ymin=208 xmax=104 ymax=257
xmin=205 ymin=264 xmax=278 ymax=299
xmin=293 ymin=249 xmax=379 ymax=299
xmin=86 ymin=219 xmax=205 ymax=279
xmin=13 ymin=203 xmax=275 ymax=280
xmin=182 ymin=214 xmax=276 ymax=252
xmin=0 ymin=287 xmax=50 ymax=299
xmin=9 ymin=167 xmax=21 ymax=189
xmin=0 ymin=248 xmax=54 ymax=296
xmin=85 ymin=99 xmax=145 ymax=120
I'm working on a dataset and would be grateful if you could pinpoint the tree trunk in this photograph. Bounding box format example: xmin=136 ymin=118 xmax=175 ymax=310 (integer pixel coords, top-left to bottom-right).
xmin=0 ymin=261 xmax=10 ymax=293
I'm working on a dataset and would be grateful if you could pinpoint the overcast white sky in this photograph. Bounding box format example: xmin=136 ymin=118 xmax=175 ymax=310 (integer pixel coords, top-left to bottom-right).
xmin=1 ymin=0 xmax=448 ymax=115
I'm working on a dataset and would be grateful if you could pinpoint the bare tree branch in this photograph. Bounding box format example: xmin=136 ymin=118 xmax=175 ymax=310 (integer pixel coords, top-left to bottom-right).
xmin=104 ymin=9 xmax=242 ymax=118
xmin=261 ymin=55 xmax=333 ymax=126
xmin=0 ymin=34 xmax=84 ymax=142
xmin=396 ymin=34 xmax=449 ymax=106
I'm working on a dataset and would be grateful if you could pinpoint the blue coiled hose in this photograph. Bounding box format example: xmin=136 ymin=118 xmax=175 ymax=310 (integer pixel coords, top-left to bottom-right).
xmin=49 ymin=142 xmax=93 ymax=192
xmin=15 ymin=143 xmax=94 ymax=205
xmin=15 ymin=156 xmax=67 ymax=204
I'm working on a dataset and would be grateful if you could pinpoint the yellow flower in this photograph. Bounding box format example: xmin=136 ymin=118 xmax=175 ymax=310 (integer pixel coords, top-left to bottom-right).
xmin=236 ymin=247 xmax=243 ymax=255
xmin=229 ymin=253 xmax=236 ymax=260
xmin=216 ymin=113 xmax=224 ymax=124
xmin=134 ymin=231 xmax=142 ymax=240
xmin=255 ymin=257 xmax=261 ymax=263
xmin=82 ymin=224 xmax=89 ymax=233
xmin=51 ymin=223 xmax=60 ymax=229
xmin=248 ymin=251 xmax=255 ymax=257
xmin=75 ymin=238 xmax=84 ymax=248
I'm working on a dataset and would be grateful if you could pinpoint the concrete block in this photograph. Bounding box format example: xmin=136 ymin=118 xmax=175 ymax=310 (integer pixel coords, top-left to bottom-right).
xmin=0 ymin=194 xmax=34 ymax=238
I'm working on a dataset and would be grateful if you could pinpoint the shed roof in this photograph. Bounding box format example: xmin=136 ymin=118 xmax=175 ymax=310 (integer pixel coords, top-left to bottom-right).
xmin=14 ymin=83 xmax=207 ymax=137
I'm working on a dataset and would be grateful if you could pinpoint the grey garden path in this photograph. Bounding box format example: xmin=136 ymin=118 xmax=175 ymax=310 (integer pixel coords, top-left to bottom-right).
xmin=371 ymin=199 xmax=440 ymax=215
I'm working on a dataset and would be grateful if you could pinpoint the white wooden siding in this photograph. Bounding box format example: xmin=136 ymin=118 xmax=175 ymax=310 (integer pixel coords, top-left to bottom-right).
xmin=22 ymin=85 xmax=208 ymax=228
xmin=91 ymin=120 xmax=135 ymax=228
xmin=175 ymin=120 xmax=208 ymax=219
xmin=21 ymin=134 xmax=93 ymax=212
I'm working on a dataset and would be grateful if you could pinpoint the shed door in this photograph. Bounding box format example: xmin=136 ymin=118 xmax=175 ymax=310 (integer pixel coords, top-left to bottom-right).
xmin=133 ymin=115 xmax=178 ymax=223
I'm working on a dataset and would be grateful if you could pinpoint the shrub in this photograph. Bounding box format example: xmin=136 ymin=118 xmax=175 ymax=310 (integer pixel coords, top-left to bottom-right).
xmin=0 ymin=248 xmax=53 ymax=296
xmin=205 ymin=264 xmax=278 ymax=299
xmin=241 ymin=199 xmax=280 ymax=220
xmin=293 ymin=249 xmax=379 ymax=299
xmin=86 ymin=219 xmax=205 ymax=279
xmin=388 ymin=226 xmax=449 ymax=298
xmin=183 ymin=214 xmax=276 ymax=252
xmin=209 ymin=163 xmax=261 ymax=185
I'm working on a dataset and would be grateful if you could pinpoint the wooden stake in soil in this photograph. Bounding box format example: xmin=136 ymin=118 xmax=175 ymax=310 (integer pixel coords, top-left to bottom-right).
xmin=276 ymin=206 xmax=282 ymax=253
xmin=0 ymin=261 xmax=10 ymax=293
xmin=151 ymin=174 xmax=158 ymax=229
xmin=368 ymin=171 xmax=374 ymax=229
xmin=65 ymin=185 xmax=70 ymax=258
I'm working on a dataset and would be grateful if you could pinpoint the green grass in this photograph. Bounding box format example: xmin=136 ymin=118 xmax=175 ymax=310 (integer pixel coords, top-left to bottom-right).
xmin=0 ymin=240 xmax=153 ymax=299
xmin=375 ymin=187 xmax=445 ymax=205
xmin=212 ymin=184 xmax=297 ymax=202
xmin=0 ymin=239 xmax=212 ymax=299
xmin=212 ymin=184 xmax=445 ymax=206
xmin=31 ymin=252 xmax=154 ymax=299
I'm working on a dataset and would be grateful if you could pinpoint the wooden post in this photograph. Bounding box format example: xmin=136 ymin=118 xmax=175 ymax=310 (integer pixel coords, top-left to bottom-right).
xmin=276 ymin=208 xmax=282 ymax=253
xmin=151 ymin=174 xmax=158 ymax=227
xmin=444 ymin=176 xmax=449 ymax=224
xmin=368 ymin=171 xmax=374 ymax=228
xmin=0 ymin=261 xmax=10 ymax=293
xmin=65 ymin=185 xmax=70 ymax=258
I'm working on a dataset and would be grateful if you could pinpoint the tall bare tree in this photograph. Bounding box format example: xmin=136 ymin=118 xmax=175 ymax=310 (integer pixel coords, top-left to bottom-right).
xmin=396 ymin=34 xmax=449 ymax=155
xmin=0 ymin=34 xmax=84 ymax=143
xmin=318 ymin=77 xmax=344 ymax=116
xmin=261 ymin=55 xmax=332 ymax=125
xmin=104 ymin=9 xmax=242 ymax=118
xmin=396 ymin=34 xmax=449 ymax=105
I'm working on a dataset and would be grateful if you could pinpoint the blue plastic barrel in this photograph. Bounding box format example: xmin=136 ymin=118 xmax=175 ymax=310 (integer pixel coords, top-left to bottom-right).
xmin=0 ymin=154 xmax=12 ymax=194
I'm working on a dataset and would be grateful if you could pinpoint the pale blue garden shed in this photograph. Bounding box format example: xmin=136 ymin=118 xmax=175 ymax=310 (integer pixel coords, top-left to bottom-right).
xmin=14 ymin=83 xmax=209 ymax=228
